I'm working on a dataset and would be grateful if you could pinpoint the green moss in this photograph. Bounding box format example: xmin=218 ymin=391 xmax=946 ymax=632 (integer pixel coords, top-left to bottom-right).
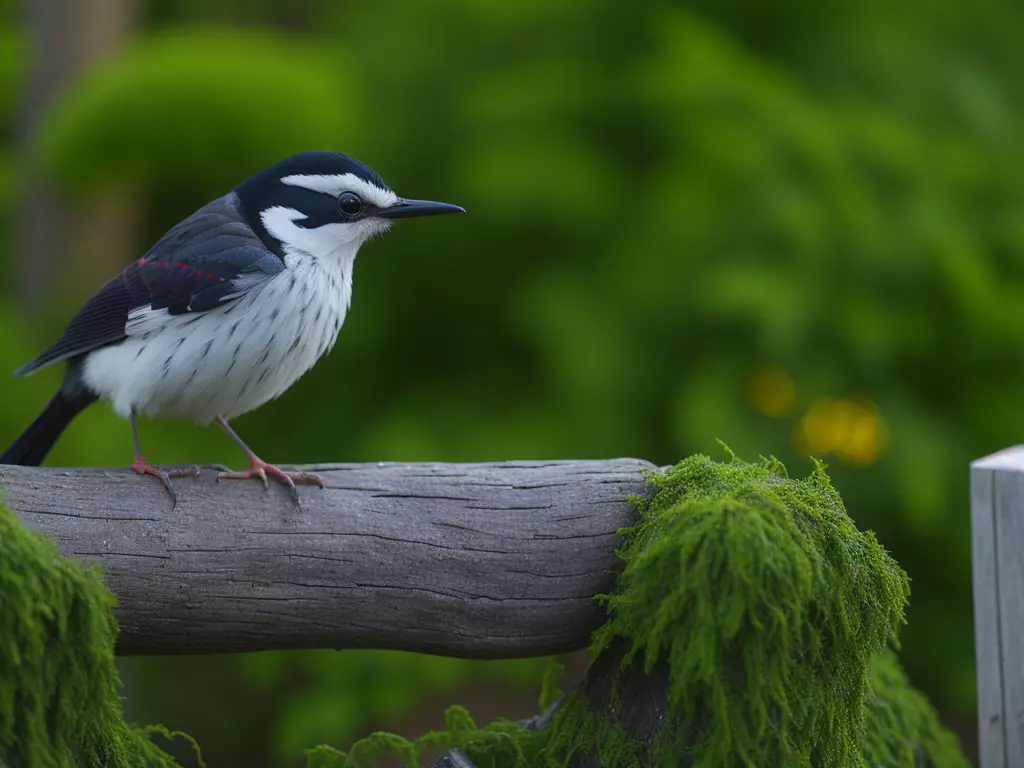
xmin=0 ymin=504 xmax=197 ymax=767
xmin=0 ymin=454 xmax=968 ymax=768
xmin=864 ymin=650 xmax=968 ymax=768
xmin=322 ymin=455 xmax=967 ymax=768
xmin=570 ymin=453 xmax=913 ymax=766
xmin=317 ymin=651 xmax=968 ymax=768
xmin=304 ymin=706 xmax=545 ymax=768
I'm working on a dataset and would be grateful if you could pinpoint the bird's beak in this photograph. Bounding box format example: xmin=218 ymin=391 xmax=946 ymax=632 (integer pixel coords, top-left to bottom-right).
xmin=377 ymin=198 xmax=466 ymax=219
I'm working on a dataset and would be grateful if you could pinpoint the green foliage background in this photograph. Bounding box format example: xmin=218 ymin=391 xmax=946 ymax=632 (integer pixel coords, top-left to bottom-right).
xmin=1 ymin=0 xmax=1021 ymax=763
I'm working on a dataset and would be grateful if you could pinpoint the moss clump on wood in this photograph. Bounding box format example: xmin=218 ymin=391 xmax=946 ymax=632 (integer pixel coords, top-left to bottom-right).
xmin=0 ymin=454 xmax=968 ymax=767
xmin=544 ymin=454 xmax=965 ymax=767
xmin=0 ymin=504 xmax=197 ymax=767
xmin=321 ymin=455 xmax=967 ymax=768
xmin=580 ymin=453 xmax=912 ymax=765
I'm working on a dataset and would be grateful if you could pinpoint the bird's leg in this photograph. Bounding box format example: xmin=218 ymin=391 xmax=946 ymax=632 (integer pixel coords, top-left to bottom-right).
xmin=130 ymin=411 xmax=199 ymax=504
xmin=213 ymin=416 xmax=325 ymax=493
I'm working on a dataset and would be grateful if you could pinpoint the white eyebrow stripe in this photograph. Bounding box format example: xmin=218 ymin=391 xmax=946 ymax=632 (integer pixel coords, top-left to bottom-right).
xmin=280 ymin=173 xmax=398 ymax=209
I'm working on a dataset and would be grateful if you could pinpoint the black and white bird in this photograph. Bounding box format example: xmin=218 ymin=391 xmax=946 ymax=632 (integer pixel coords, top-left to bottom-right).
xmin=0 ymin=151 xmax=464 ymax=500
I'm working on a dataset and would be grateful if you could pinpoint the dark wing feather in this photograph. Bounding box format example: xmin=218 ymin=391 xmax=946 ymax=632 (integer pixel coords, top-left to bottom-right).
xmin=14 ymin=193 xmax=284 ymax=377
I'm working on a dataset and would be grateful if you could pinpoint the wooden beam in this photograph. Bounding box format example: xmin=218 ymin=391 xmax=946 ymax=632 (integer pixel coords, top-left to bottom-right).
xmin=0 ymin=459 xmax=654 ymax=657
xmin=971 ymin=446 xmax=1024 ymax=768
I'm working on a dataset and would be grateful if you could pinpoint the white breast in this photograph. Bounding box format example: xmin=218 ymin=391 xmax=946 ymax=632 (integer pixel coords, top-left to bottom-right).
xmin=82 ymin=251 xmax=353 ymax=424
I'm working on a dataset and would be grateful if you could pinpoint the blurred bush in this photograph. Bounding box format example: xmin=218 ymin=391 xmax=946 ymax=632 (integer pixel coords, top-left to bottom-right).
xmin=35 ymin=27 xmax=360 ymax=202
xmin=1 ymin=0 xmax=1022 ymax=762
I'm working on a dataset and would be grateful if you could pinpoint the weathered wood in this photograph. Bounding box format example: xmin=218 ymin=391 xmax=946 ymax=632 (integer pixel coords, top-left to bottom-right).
xmin=0 ymin=459 xmax=654 ymax=657
xmin=971 ymin=446 xmax=1024 ymax=768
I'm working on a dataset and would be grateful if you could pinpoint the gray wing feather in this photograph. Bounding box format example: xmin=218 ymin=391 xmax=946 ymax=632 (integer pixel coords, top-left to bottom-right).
xmin=14 ymin=193 xmax=284 ymax=376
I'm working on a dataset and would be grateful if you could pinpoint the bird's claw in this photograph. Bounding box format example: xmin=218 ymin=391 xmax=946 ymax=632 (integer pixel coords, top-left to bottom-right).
xmin=132 ymin=455 xmax=198 ymax=506
xmin=217 ymin=458 xmax=325 ymax=498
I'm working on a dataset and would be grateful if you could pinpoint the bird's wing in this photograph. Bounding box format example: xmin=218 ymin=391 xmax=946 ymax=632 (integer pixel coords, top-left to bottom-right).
xmin=14 ymin=194 xmax=285 ymax=377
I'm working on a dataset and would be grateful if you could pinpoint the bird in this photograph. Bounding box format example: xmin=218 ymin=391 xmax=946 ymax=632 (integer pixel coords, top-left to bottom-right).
xmin=0 ymin=150 xmax=464 ymax=502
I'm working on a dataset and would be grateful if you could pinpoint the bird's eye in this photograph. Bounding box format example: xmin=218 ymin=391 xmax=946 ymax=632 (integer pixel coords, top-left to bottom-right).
xmin=338 ymin=192 xmax=363 ymax=217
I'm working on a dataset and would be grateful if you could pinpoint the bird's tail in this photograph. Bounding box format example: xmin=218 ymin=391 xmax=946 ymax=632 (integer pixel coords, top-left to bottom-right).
xmin=1 ymin=370 xmax=97 ymax=466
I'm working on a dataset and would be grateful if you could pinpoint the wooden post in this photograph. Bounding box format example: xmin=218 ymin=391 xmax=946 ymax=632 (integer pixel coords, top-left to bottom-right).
xmin=971 ymin=446 xmax=1024 ymax=767
xmin=0 ymin=459 xmax=653 ymax=657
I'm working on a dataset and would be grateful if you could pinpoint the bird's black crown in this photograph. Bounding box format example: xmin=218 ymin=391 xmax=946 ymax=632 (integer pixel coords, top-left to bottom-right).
xmin=238 ymin=151 xmax=390 ymax=195
xmin=234 ymin=151 xmax=391 ymax=255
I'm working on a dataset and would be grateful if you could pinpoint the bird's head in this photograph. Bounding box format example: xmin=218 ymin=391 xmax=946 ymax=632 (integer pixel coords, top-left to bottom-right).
xmin=235 ymin=151 xmax=464 ymax=259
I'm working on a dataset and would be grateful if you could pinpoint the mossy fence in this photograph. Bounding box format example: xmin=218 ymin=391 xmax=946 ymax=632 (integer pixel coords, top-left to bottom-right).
xmin=1 ymin=454 xmax=976 ymax=766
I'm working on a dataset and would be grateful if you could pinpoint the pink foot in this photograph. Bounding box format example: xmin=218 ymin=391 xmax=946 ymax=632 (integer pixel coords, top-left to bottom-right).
xmin=217 ymin=456 xmax=325 ymax=492
xmin=132 ymin=453 xmax=200 ymax=505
